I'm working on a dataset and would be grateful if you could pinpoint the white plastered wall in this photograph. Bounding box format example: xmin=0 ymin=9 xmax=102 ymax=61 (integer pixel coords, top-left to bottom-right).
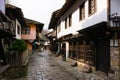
xmin=58 ymin=0 xmax=108 ymax=38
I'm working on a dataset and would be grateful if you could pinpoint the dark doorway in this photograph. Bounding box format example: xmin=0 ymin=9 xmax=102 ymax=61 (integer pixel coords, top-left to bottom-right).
xmin=62 ymin=43 xmax=66 ymax=55
xmin=96 ymin=39 xmax=110 ymax=74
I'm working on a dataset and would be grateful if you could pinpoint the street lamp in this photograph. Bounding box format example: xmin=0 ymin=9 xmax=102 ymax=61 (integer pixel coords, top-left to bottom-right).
xmin=110 ymin=13 xmax=120 ymax=29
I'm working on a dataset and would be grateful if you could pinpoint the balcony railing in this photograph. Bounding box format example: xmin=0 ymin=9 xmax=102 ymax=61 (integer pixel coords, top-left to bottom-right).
xmin=5 ymin=51 xmax=23 ymax=65
xmin=0 ymin=12 xmax=15 ymax=36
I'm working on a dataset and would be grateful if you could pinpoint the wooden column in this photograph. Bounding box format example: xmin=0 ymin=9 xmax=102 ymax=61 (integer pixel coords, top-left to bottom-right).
xmin=83 ymin=40 xmax=86 ymax=62
xmin=76 ymin=41 xmax=79 ymax=60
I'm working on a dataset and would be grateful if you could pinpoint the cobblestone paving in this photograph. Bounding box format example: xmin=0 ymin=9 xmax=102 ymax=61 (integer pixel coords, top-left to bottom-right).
xmin=25 ymin=50 xmax=114 ymax=80
xmin=27 ymin=51 xmax=77 ymax=80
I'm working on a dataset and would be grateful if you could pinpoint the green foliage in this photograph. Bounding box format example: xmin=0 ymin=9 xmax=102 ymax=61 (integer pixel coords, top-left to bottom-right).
xmin=8 ymin=40 xmax=27 ymax=52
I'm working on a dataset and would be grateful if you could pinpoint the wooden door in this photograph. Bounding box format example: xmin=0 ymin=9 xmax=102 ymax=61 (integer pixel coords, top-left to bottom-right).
xmin=96 ymin=39 xmax=110 ymax=74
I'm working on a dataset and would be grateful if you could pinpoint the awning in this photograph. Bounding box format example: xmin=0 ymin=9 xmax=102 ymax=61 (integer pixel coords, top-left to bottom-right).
xmin=78 ymin=22 xmax=113 ymax=39
xmin=57 ymin=22 xmax=114 ymax=42
xmin=57 ymin=33 xmax=72 ymax=42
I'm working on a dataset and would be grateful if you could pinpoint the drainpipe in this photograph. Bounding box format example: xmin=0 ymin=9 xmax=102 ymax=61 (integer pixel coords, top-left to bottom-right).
xmin=107 ymin=0 xmax=110 ymax=22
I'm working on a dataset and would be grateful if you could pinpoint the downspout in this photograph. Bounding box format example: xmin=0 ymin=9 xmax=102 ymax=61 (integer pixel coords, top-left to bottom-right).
xmin=107 ymin=0 xmax=111 ymax=22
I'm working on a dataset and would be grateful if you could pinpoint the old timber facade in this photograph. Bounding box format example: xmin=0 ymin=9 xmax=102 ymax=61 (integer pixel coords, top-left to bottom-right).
xmin=49 ymin=0 xmax=120 ymax=79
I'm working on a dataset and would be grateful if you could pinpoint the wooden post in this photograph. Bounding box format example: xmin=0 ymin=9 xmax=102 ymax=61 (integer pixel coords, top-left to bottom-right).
xmin=83 ymin=40 xmax=86 ymax=62
xmin=76 ymin=41 xmax=79 ymax=60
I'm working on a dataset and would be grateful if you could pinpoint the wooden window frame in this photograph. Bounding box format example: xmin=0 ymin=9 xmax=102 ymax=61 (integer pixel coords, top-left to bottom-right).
xmin=57 ymin=22 xmax=61 ymax=33
xmin=79 ymin=3 xmax=85 ymax=21
xmin=69 ymin=14 xmax=72 ymax=27
xmin=78 ymin=41 xmax=95 ymax=65
xmin=17 ymin=25 xmax=20 ymax=35
xmin=65 ymin=18 xmax=67 ymax=29
xmin=21 ymin=26 xmax=30 ymax=34
xmin=78 ymin=41 xmax=85 ymax=62
xmin=110 ymin=39 xmax=119 ymax=47
xmin=85 ymin=41 xmax=95 ymax=65
xmin=88 ymin=0 xmax=96 ymax=16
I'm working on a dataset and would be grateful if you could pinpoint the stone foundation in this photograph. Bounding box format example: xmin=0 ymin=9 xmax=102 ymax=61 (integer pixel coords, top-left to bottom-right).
xmin=110 ymin=47 xmax=120 ymax=79
xmin=77 ymin=61 xmax=92 ymax=73
xmin=2 ymin=64 xmax=28 ymax=79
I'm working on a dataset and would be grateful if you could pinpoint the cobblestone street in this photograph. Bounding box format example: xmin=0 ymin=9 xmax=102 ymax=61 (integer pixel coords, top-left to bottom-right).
xmin=25 ymin=50 xmax=112 ymax=80
xmin=27 ymin=50 xmax=77 ymax=80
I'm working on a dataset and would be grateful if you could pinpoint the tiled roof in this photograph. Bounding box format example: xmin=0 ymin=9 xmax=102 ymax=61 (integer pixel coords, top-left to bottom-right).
xmin=48 ymin=0 xmax=77 ymax=29
xmin=6 ymin=4 xmax=27 ymax=27
xmin=25 ymin=18 xmax=44 ymax=25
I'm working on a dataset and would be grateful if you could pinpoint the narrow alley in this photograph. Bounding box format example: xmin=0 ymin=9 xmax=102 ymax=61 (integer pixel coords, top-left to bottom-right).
xmin=26 ymin=50 xmax=110 ymax=80
xmin=1 ymin=0 xmax=120 ymax=80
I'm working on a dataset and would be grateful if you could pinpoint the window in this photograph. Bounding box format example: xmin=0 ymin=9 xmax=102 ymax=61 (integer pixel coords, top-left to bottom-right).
xmin=85 ymin=41 xmax=95 ymax=65
xmin=78 ymin=41 xmax=95 ymax=65
xmin=88 ymin=0 xmax=96 ymax=15
xmin=65 ymin=14 xmax=72 ymax=29
xmin=21 ymin=26 xmax=30 ymax=34
xmin=79 ymin=3 xmax=85 ymax=20
xmin=69 ymin=14 xmax=72 ymax=27
xmin=17 ymin=25 xmax=20 ymax=35
xmin=65 ymin=18 xmax=67 ymax=29
xmin=57 ymin=22 xmax=61 ymax=33
xmin=110 ymin=39 xmax=119 ymax=47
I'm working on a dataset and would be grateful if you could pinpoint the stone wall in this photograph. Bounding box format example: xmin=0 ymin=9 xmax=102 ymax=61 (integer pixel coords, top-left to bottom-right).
xmin=2 ymin=65 xmax=28 ymax=79
xmin=110 ymin=47 xmax=120 ymax=79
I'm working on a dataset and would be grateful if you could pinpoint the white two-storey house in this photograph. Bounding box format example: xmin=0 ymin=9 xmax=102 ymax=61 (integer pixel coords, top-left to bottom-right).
xmin=6 ymin=4 xmax=27 ymax=39
xmin=49 ymin=0 xmax=120 ymax=78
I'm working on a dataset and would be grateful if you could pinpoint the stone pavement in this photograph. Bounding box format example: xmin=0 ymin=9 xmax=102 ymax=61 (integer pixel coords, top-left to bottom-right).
xmin=25 ymin=50 xmax=114 ymax=80
xmin=10 ymin=50 xmax=116 ymax=80
xmin=27 ymin=50 xmax=76 ymax=80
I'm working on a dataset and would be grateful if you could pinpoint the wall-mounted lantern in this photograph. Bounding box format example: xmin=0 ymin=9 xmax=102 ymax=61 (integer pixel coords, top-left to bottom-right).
xmin=110 ymin=13 xmax=120 ymax=29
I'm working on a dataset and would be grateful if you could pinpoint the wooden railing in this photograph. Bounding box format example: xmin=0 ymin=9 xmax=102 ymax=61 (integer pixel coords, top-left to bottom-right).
xmin=0 ymin=14 xmax=15 ymax=36
xmin=5 ymin=52 xmax=23 ymax=66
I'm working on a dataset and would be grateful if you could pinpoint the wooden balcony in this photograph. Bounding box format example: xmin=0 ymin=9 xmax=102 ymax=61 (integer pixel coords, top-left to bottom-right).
xmin=0 ymin=11 xmax=15 ymax=38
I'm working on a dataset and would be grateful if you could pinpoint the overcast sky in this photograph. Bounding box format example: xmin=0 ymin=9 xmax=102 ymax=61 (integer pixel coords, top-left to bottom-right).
xmin=10 ymin=0 xmax=65 ymax=30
